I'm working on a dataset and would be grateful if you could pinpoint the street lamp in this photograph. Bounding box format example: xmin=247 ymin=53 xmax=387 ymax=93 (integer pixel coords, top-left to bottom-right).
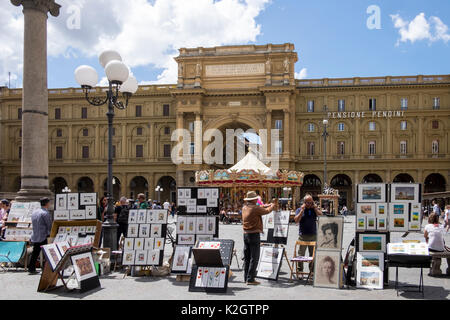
xmin=74 ymin=50 xmax=138 ymax=251
xmin=155 ymin=186 xmax=163 ymax=202
xmin=322 ymin=116 xmax=329 ymax=193
xmin=62 ymin=186 xmax=71 ymax=193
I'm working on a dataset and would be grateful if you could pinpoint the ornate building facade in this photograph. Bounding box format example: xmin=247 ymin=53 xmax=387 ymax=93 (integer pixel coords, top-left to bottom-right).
xmin=0 ymin=43 xmax=448 ymax=209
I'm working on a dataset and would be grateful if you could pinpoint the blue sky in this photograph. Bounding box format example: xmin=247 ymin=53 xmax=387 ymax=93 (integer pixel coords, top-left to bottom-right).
xmin=3 ymin=0 xmax=450 ymax=89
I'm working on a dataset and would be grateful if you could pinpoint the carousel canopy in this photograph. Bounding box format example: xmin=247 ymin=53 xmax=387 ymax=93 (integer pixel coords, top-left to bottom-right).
xmin=228 ymin=151 xmax=274 ymax=175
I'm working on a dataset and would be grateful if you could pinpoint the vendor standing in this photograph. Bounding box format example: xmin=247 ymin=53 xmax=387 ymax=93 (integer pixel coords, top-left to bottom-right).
xmin=242 ymin=191 xmax=275 ymax=285
xmin=294 ymin=194 xmax=322 ymax=273
xmin=28 ymin=197 xmax=52 ymax=274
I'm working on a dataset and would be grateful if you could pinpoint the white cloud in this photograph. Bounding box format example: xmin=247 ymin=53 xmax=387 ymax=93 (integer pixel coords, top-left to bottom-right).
xmin=2 ymin=0 xmax=270 ymax=87
xmin=295 ymin=68 xmax=308 ymax=79
xmin=391 ymin=12 xmax=450 ymax=46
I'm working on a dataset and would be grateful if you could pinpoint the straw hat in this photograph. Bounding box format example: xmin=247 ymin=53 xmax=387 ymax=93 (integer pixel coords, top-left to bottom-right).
xmin=244 ymin=191 xmax=259 ymax=201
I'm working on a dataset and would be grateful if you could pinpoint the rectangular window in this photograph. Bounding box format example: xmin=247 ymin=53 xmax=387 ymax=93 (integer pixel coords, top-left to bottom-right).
xmin=137 ymin=127 xmax=143 ymax=136
xmin=82 ymin=146 xmax=89 ymax=159
xmin=337 ymin=141 xmax=345 ymax=155
xmin=432 ymin=141 xmax=439 ymax=154
xmin=18 ymin=108 xmax=22 ymax=120
xmin=400 ymin=98 xmax=408 ymax=110
xmin=369 ymin=122 xmax=376 ymax=131
xmin=163 ymin=104 xmax=170 ymax=116
xmin=81 ymin=107 xmax=87 ymax=119
xmin=369 ymin=98 xmax=376 ymax=111
xmin=433 ymin=97 xmax=440 ymax=110
xmin=189 ymin=122 xmax=195 ymax=132
xmin=274 ymin=141 xmax=283 ymax=155
xmin=136 ymin=145 xmax=143 ymax=158
xmin=307 ymin=123 xmax=315 ymax=132
xmin=307 ymin=100 xmax=314 ymax=112
xmin=400 ymin=141 xmax=407 ymax=155
xmin=338 ymin=100 xmax=345 ymax=112
xmin=275 ymin=120 xmax=283 ymax=130
xmin=307 ymin=142 xmax=315 ymax=156
xmin=112 ymin=145 xmax=116 ymax=158
xmin=56 ymin=146 xmax=63 ymax=159
xmin=400 ymin=121 xmax=407 ymax=130
xmin=56 ymin=129 xmax=62 ymax=137
xmin=136 ymin=105 xmax=142 ymax=117
xmin=432 ymin=120 xmax=439 ymax=129
xmin=190 ymin=142 xmax=195 ymax=155
xmin=164 ymin=144 xmax=171 ymax=157
xmin=83 ymin=128 xmax=89 ymax=136
xmin=338 ymin=123 xmax=345 ymax=131
xmin=164 ymin=127 xmax=170 ymax=135
xmin=55 ymin=108 xmax=61 ymax=120
xmin=369 ymin=141 xmax=376 ymax=155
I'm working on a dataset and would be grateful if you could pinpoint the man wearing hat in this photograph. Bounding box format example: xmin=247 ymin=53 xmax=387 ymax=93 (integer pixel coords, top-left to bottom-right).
xmin=28 ymin=197 xmax=52 ymax=274
xmin=242 ymin=191 xmax=275 ymax=285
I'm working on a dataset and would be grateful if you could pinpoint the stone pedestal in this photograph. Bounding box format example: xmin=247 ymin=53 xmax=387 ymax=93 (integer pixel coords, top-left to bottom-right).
xmin=11 ymin=0 xmax=61 ymax=201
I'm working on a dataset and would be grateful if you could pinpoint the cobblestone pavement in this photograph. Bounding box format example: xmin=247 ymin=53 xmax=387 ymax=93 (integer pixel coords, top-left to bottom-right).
xmin=1 ymin=216 xmax=449 ymax=300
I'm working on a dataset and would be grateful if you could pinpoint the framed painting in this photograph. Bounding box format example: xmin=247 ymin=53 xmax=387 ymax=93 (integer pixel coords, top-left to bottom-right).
xmin=42 ymin=243 xmax=62 ymax=271
xmin=187 ymin=199 xmax=197 ymax=206
xmin=410 ymin=203 xmax=421 ymax=223
xmin=134 ymin=250 xmax=148 ymax=266
xmin=265 ymin=212 xmax=275 ymax=229
xmin=196 ymin=235 xmax=213 ymax=242
xmin=409 ymin=222 xmax=421 ymax=231
xmin=178 ymin=198 xmax=187 ymax=206
xmin=377 ymin=218 xmax=387 ymax=231
xmin=54 ymin=210 xmax=69 ymax=221
xmin=80 ymin=193 xmax=97 ymax=206
xmin=204 ymin=189 xmax=212 ymax=199
xmin=274 ymin=211 xmax=290 ymax=225
xmin=207 ymin=199 xmax=218 ymax=208
xmin=358 ymin=184 xmax=386 ymax=203
xmin=387 ymin=243 xmax=408 ymax=255
xmin=55 ymin=194 xmax=67 ymax=210
xmin=187 ymin=205 xmax=196 ymax=213
xmin=211 ymin=188 xmax=219 ymax=199
xmin=54 ymin=233 xmax=67 ymax=243
xmin=196 ymin=217 xmax=206 ymax=234
xmin=317 ymin=216 xmax=344 ymax=251
xmin=71 ymin=252 xmax=97 ymax=282
xmin=389 ymin=203 xmax=409 ymax=232
xmin=127 ymin=224 xmax=139 ymax=238
xmin=197 ymin=206 xmax=207 ymax=214
xmin=198 ymin=189 xmax=206 ymax=199
xmin=154 ymin=210 xmax=168 ymax=224
xmin=184 ymin=189 xmax=192 ymax=199
xmin=138 ymin=224 xmax=151 ymax=238
xmin=85 ymin=206 xmax=96 ymax=220
xmin=154 ymin=238 xmax=165 ymax=250
xmin=172 ymin=246 xmax=192 ymax=272
xmin=357 ymin=268 xmax=383 ymax=290
xmin=390 ymin=183 xmax=420 ymax=203
xmin=357 ymin=203 xmax=376 ymax=216
xmin=134 ymin=238 xmax=144 ymax=251
xmin=178 ymin=188 xmax=185 ymax=199
xmin=70 ymin=210 xmax=86 ymax=220
xmin=67 ymin=193 xmax=79 ymax=210
xmin=151 ymin=224 xmax=162 ymax=238
xmin=256 ymin=262 xmax=281 ymax=281
xmin=358 ymin=233 xmax=387 ymax=252
xmin=356 ymin=216 xmax=366 ymax=231
xmin=128 ymin=210 xmax=138 ymax=224
xmin=147 ymin=250 xmax=161 ymax=265
xmin=375 ymin=203 xmax=388 ymax=218
xmin=313 ymin=250 xmax=342 ymax=289
xmin=186 ymin=217 xmax=196 ymax=234
xmin=147 ymin=210 xmax=156 ymax=223
xmin=137 ymin=210 xmax=147 ymax=223
xmin=260 ymin=229 xmax=269 ymax=241
xmin=356 ymin=252 xmax=384 ymax=270
xmin=273 ymin=224 xmax=288 ymax=238
xmin=260 ymin=246 xmax=284 ymax=265
xmin=366 ymin=216 xmax=377 ymax=230
xmin=144 ymin=237 xmax=154 ymax=250
xmin=177 ymin=216 xmax=186 ymax=235
xmin=206 ymin=217 xmax=216 ymax=235
xmin=55 ymin=241 xmax=71 ymax=256
xmin=124 ymin=238 xmax=134 ymax=251
xmin=178 ymin=234 xmax=196 ymax=245
xmin=122 ymin=250 xmax=135 ymax=266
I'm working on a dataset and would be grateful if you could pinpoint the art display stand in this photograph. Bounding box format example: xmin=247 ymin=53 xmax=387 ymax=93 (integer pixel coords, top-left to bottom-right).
xmin=37 ymin=245 xmax=100 ymax=293
xmin=50 ymin=220 xmax=103 ymax=248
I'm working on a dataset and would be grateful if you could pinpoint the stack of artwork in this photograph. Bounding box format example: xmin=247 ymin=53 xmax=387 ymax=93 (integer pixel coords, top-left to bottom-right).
xmin=54 ymin=193 xmax=98 ymax=221
xmin=256 ymin=246 xmax=284 ymax=281
xmin=313 ymin=216 xmax=345 ymax=289
xmin=122 ymin=209 xmax=168 ymax=266
xmin=4 ymin=202 xmax=40 ymax=241
xmin=53 ymin=225 xmax=97 ymax=246
xmin=387 ymin=242 xmax=429 ymax=256
xmin=356 ymin=252 xmax=384 ymax=289
xmin=260 ymin=211 xmax=290 ymax=245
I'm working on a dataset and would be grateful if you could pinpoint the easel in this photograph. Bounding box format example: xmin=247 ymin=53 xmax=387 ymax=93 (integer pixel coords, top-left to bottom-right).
xmin=260 ymin=242 xmax=294 ymax=279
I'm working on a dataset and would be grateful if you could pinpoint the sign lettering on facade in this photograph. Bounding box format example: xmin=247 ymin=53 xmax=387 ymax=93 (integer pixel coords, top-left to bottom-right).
xmin=328 ymin=111 xmax=405 ymax=119
xmin=205 ymin=63 xmax=265 ymax=77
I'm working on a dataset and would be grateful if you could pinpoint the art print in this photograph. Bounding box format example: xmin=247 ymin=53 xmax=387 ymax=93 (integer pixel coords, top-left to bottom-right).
xmin=211 ymin=188 xmax=219 ymax=199
xmin=146 ymin=210 xmax=155 ymax=223
xmin=80 ymin=193 xmax=97 ymax=206
xmin=375 ymin=203 xmax=388 ymax=217
xmin=172 ymin=246 xmax=191 ymax=272
xmin=409 ymin=222 xmax=421 ymax=231
xmin=184 ymin=189 xmax=191 ymax=198
xmin=357 ymin=268 xmax=383 ymax=290
xmin=85 ymin=206 xmax=96 ymax=219
xmin=128 ymin=210 xmax=138 ymax=223
xmin=134 ymin=238 xmax=144 ymax=250
xmin=127 ymin=224 xmax=139 ymax=237
xmin=264 ymin=212 xmax=275 ymax=229
xmin=71 ymin=252 xmax=97 ymax=281
xmin=198 ymin=189 xmax=206 ymax=199
xmin=390 ymin=183 xmax=419 ymax=203
xmin=154 ymin=210 xmax=168 ymax=224
xmin=198 ymin=241 xmax=220 ymax=249
xmin=358 ymin=183 xmax=386 ymax=203
xmin=260 ymin=229 xmax=269 ymax=241
xmin=178 ymin=189 xmax=185 ymax=199
xmin=377 ymin=218 xmax=387 ymax=230
xmin=357 ymin=203 xmax=375 ymax=215
xmin=313 ymin=250 xmax=342 ymax=289
xmin=358 ymin=233 xmax=386 ymax=252
xmin=56 ymin=241 xmax=71 ymax=256
xmin=177 ymin=216 xmax=186 ymax=235
xmin=366 ymin=216 xmax=377 ymax=230
xmin=151 ymin=224 xmax=162 ymax=238
xmin=274 ymin=211 xmax=290 ymax=225
xmin=256 ymin=262 xmax=279 ymax=280
xmin=71 ymin=226 xmax=79 ymax=235
xmin=260 ymin=247 xmax=283 ymax=264
xmin=206 ymin=217 xmax=216 ymax=235
xmin=134 ymin=250 xmax=148 ymax=266
xmin=187 ymin=199 xmax=197 ymax=206
xmin=66 ymin=235 xmax=79 ymax=246
xmin=137 ymin=210 xmax=147 ymax=223
xmin=204 ymin=189 xmax=211 ymax=199
xmin=85 ymin=226 xmax=94 ymax=233
xmin=83 ymin=235 xmax=95 ymax=245
xmin=317 ymin=216 xmax=343 ymax=250
xmin=187 ymin=217 xmax=196 ymax=233
xmin=79 ymin=226 xmax=86 ymax=234
xmin=357 ymin=252 xmax=384 ymax=270
xmin=410 ymin=203 xmax=421 ymax=223
xmin=54 ymin=233 xmax=67 ymax=242
xmin=67 ymin=193 xmax=79 ymax=210
xmin=56 ymin=194 xmax=67 ymax=210
xmin=54 ymin=210 xmax=69 ymax=221
xmin=178 ymin=234 xmax=195 ymax=245
xmin=70 ymin=210 xmax=86 ymax=220
xmin=197 ymin=206 xmax=207 ymax=213
xmin=207 ymin=199 xmax=218 ymax=208
xmin=147 ymin=250 xmax=160 ymax=265
xmin=139 ymin=224 xmax=151 ymax=238
xmin=42 ymin=243 xmax=62 ymax=271
xmin=144 ymin=238 xmax=154 ymax=250
xmin=356 ymin=217 xmax=366 ymax=231
xmin=387 ymin=243 xmax=407 ymax=254
xmin=274 ymin=224 xmax=288 ymax=238
xmin=122 ymin=250 xmax=135 ymax=266
xmin=154 ymin=238 xmax=165 ymax=250
xmin=389 ymin=203 xmax=408 ymax=232
xmin=187 ymin=205 xmax=196 ymax=213
xmin=196 ymin=217 xmax=206 ymax=234
xmin=178 ymin=199 xmax=187 ymax=206
xmin=196 ymin=235 xmax=213 ymax=242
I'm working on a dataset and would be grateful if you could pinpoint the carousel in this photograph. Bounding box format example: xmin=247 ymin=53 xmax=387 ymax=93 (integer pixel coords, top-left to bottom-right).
xmin=195 ymin=151 xmax=304 ymax=210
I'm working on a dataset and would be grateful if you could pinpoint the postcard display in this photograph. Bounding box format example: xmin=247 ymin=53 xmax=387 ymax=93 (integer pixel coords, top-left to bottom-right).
xmin=122 ymin=209 xmax=168 ymax=267
xmin=355 ymin=183 xmax=422 ymax=289
xmin=188 ymin=240 xmax=234 ymax=293
xmin=260 ymin=210 xmax=290 ymax=245
xmin=54 ymin=193 xmax=98 ymax=221
xmin=4 ymin=202 xmax=40 ymax=242
xmin=313 ymin=216 xmax=345 ymax=289
xmin=38 ymin=243 xmax=100 ymax=293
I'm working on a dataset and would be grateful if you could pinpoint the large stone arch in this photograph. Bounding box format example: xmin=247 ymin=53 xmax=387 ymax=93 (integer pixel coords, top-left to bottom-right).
xmin=203 ymin=114 xmax=263 ymax=133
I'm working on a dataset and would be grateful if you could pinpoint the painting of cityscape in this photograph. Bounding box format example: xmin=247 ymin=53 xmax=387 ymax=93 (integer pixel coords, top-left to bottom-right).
xmin=358 ymin=184 xmax=386 ymax=203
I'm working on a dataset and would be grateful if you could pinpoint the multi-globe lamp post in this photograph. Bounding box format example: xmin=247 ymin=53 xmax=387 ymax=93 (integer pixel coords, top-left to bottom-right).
xmin=74 ymin=50 xmax=138 ymax=251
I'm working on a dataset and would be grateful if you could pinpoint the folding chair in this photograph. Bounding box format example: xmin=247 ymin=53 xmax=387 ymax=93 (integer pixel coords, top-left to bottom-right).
xmin=290 ymin=240 xmax=316 ymax=284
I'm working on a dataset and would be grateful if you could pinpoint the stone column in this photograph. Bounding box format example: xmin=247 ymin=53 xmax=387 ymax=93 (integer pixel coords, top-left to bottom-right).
xmin=67 ymin=125 xmax=73 ymax=161
xmin=176 ymin=170 xmax=184 ymax=188
xmin=283 ymin=108 xmax=290 ymax=158
xmin=12 ymin=0 xmax=61 ymax=201
xmin=266 ymin=110 xmax=272 ymax=159
xmin=149 ymin=123 xmax=155 ymax=161
xmin=121 ymin=123 xmax=127 ymax=160
xmin=418 ymin=116 xmax=424 ymax=158
xmin=386 ymin=118 xmax=392 ymax=158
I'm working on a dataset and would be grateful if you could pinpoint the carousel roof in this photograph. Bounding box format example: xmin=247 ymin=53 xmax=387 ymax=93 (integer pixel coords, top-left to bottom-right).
xmin=228 ymin=151 xmax=274 ymax=175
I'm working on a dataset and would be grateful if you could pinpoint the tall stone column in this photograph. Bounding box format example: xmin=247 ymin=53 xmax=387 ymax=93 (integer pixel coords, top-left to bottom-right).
xmin=283 ymin=109 xmax=290 ymax=158
xmin=12 ymin=0 xmax=61 ymax=201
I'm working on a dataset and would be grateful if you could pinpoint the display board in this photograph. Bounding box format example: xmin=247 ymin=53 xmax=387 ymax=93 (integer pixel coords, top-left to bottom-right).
xmin=256 ymin=245 xmax=284 ymax=281
xmin=54 ymin=193 xmax=98 ymax=221
xmin=4 ymin=202 xmax=40 ymax=242
xmin=260 ymin=211 xmax=290 ymax=245
xmin=189 ymin=265 xmax=230 ymax=293
xmin=356 ymin=252 xmax=384 ymax=290
xmin=50 ymin=220 xmax=102 ymax=248
xmin=122 ymin=209 xmax=168 ymax=267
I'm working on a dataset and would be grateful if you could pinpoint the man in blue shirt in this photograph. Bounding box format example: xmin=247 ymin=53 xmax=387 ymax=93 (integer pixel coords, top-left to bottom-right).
xmin=28 ymin=197 xmax=52 ymax=274
xmin=294 ymin=194 xmax=322 ymax=273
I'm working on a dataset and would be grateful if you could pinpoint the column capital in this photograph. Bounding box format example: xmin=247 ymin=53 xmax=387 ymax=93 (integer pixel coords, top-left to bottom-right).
xmin=11 ymin=0 xmax=61 ymax=17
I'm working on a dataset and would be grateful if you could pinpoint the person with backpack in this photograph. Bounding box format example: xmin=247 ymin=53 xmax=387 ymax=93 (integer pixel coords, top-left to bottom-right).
xmin=115 ymin=197 xmax=129 ymax=245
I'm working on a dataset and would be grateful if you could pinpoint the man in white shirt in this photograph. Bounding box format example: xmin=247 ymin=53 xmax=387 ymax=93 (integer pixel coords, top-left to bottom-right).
xmin=163 ymin=200 xmax=170 ymax=210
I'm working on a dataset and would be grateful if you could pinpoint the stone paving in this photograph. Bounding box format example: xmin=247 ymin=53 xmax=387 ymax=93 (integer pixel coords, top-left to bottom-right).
xmin=0 ymin=216 xmax=449 ymax=300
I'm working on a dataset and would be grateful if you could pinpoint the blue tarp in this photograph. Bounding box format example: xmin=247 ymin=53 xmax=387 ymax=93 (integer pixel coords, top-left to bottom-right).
xmin=0 ymin=241 xmax=26 ymax=263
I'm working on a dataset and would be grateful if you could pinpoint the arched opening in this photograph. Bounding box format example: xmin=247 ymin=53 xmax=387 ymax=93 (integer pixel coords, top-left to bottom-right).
xmin=103 ymin=176 xmax=121 ymax=200
xmin=330 ymin=174 xmax=352 ymax=208
xmin=301 ymin=174 xmax=322 ymax=202
xmin=155 ymin=176 xmax=176 ymax=204
xmin=130 ymin=176 xmax=148 ymax=200
xmin=424 ymin=173 xmax=446 ymax=194
xmin=51 ymin=177 xmax=68 ymax=194
xmin=362 ymin=174 xmax=383 ymax=183
xmin=77 ymin=177 xmax=94 ymax=193
xmin=393 ymin=173 xmax=415 ymax=183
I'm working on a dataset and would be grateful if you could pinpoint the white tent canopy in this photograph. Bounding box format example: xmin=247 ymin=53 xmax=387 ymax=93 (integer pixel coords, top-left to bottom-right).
xmin=228 ymin=151 xmax=274 ymax=175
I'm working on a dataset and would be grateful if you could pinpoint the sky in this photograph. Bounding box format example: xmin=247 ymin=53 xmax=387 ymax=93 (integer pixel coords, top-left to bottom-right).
xmin=1 ymin=0 xmax=449 ymax=89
